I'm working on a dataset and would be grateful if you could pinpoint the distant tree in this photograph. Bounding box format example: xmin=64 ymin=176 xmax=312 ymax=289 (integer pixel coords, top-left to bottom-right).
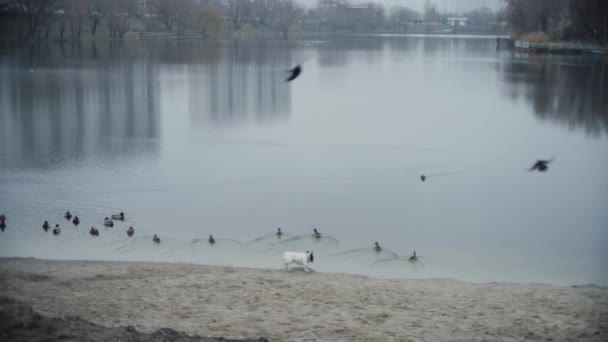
xmin=174 ymin=0 xmax=198 ymax=35
xmin=88 ymin=0 xmax=105 ymax=36
xmin=11 ymin=0 xmax=57 ymax=39
xmin=568 ymin=0 xmax=608 ymax=44
xmin=363 ymin=2 xmax=386 ymax=30
xmin=252 ymin=0 xmax=277 ymax=30
xmin=502 ymin=0 xmax=569 ymax=34
xmin=273 ymin=0 xmax=302 ymax=38
xmin=423 ymin=0 xmax=440 ymax=23
xmin=151 ymin=0 xmax=177 ymax=31
xmin=389 ymin=6 xmax=419 ymax=31
xmin=465 ymin=7 xmax=495 ymax=26
xmin=226 ymin=0 xmax=253 ymax=30
xmin=198 ymin=5 xmax=223 ymax=38
xmin=105 ymin=0 xmax=137 ymax=38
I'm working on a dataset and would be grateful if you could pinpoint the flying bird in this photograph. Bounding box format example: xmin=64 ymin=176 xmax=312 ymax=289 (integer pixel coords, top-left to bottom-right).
xmin=527 ymin=158 xmax=554 ymax=172
xmin=286 ymin=65 xmax=302 ymax=82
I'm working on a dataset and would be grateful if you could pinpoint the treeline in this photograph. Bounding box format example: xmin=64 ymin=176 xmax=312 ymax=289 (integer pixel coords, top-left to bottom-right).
xmin=1 ymin=0 xmax=505 ymax=41
xmin=503 ymin=0 xmax=608 ymax=44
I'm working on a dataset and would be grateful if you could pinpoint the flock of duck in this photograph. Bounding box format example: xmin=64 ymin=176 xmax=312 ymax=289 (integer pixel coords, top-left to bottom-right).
xmin=0 ymin=211 xmax=137 ymax=239
xmin=0 ymin=213 xmax=419 ymax=262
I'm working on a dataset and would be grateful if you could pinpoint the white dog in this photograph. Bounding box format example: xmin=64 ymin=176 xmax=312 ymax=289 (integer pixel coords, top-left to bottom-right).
xmin=283 ymin=251 xmax=314 ymax=272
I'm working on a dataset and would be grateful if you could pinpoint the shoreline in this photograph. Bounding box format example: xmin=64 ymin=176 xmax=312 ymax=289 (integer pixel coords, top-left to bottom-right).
xmin=1 ymin=257 xmax=607 ymax=341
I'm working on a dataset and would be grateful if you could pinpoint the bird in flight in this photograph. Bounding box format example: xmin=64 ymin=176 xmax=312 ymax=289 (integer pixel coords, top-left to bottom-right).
xmin=527 ymin=158 xmax=554 ymax=172
xmin=286 ymin=65 xmax=302 ymax=82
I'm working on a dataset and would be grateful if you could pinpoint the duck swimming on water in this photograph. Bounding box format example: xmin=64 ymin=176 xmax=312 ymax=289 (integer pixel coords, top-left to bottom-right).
xmin=0 ymin=221 xmax=5 ymax=231
xmin=527 ymin=158 xmax=554 ymax=172
xmin=313 ymin=229 xmax=321 ymax=239
xmin=53 ymin=225 xmax=61 ymax=235
xmin=104 ymin=218 xmax=114 ymax=227
xmin=42 ymin=221 xmax=50 ymax=231
xmin=127 ymin=226 xmax=134 ymax=237
xmin=153 ymin=234 xmax=160 ymax=244
xmin=409 ymin=251 xmax=418 ymax=262
xmin=72 ymin=216 xmax=80 ymax=225
xmin=276 ymin=227 xmax=283 ymax=237
xmin=89 ymin=227 xmax=99 ymax=236
xmin=64 ymin=211 xmax=72 ymax=220
xmin=208 ymin=235 xmax=215 ymax=244
xmin=111 ymin=212 xmax=125 ymax=220
xmin=374 ymin=242 xmax=382 ymax=252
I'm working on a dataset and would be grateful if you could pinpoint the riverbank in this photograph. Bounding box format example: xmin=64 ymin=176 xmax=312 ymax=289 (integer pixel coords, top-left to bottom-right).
xmin=0 ymin=258 xmax=606 ymax=341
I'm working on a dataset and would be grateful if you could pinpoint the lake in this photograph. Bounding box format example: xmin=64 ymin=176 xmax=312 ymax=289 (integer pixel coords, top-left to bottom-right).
xmin=1 ymin=36 xmax=607 ymax=285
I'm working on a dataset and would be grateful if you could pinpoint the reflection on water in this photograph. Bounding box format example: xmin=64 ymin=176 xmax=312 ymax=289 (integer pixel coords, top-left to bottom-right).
xmin=1 ymin=37 xmax=607 ymax=285
xmin=189 ymin=42 xmax=292 ymax=125
xmin=501 ymin=56 xmax=608 ymax=136
xmin=0 ymin=42 xmax=161 ymax=170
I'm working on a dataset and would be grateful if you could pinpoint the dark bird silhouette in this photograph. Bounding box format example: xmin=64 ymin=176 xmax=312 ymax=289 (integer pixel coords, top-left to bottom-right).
xmin=153 ymin=234 xmax=161 ymax=244
xmin=276 ymin=227 xmax=283 ymax=237
xmin=286 ymin=65 xmax=302 ymax=82
xmin=409 ymin=251 xmax=418 ymax=262
xmin=90 ymin=227 xmax=99 ymax=236
xmin=420 ymin=175 xmax=426 ymax=182
xmin=313 ymin=228 xmax=321 ymax=239
xmin=42 ymin=221 xmax=50 ymax=231
xmin=527 ymin=158 xmax=554 ymax=172
xmin=374 ymin=242 xmax=382 ymax=252
xmin=208 ymin=234 xmax=215 ymax=244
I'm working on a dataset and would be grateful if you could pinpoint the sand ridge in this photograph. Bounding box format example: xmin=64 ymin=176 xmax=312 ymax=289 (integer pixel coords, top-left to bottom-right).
xmin=0 ymin=258 xmax=606 ymax=341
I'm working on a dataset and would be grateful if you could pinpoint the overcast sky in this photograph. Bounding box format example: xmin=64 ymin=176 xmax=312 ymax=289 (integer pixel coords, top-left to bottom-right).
xmin=300 ymin=0 xmax=503 ymax=13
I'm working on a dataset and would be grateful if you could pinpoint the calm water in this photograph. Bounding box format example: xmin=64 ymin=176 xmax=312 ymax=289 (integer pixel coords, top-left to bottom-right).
xmin=1 ymin=36 xmax=607 ymax=285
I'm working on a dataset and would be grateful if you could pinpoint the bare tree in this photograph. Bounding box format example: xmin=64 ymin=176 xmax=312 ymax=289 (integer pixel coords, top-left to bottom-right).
xmin=88 ymin=0 xmax=105 ymax=36
xmin=226 ymin=0 xmax=253 ymax=30
xmin=252 ymin=0 xmax=277 ymax=29
xmin=423 ymin=0 xmax=440 ymax=23
xmin=273 ymin=0 xmax=301 ymax=38
xmin=11 ymin=0 xmax=56 ymax=39
xmin=106 ymin=0 xmax=137 ymax=38
xmin=174 ymin=0 xmax=198 ymax=35
xmin=151 ymin=0 xmax=176 ymax=31
xmin=198 ymin=4 xmax=223 ymax=37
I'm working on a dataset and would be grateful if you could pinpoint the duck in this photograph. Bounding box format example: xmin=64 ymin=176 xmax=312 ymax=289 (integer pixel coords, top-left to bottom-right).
xmin=409 ymin=251 xmax=418 ymax=262
xmin=53 ymin=224 xmax=61 ymax=235
xmin=276 ymin=227 xmax=283 ymax=237
xmin=127 ymin=226 xmax=134 ymax=237
xmin=153 ymin=234 xmax=160 ymax=244
xmin=89 ymin=227 xmax=99 ymax=236
xmin=0 ymin=214 xmax=5 ymax=221
xmin=0 ymin=220 xmax=5 ymax=231
xmin=208 ymin=235 xmax=215 ymax=244
xmin=111 ymin=212 xmax=125 ymax=220
xmin=64 ymin=211 xmax=72 ymax=219
xmin=374 ymin=242 xmax=382 ymax=252
xmin=420 ymin=175 xmax=426 ymax=182
xmin=42 ymin=221 xmax=50 ymax=231
xmin=527 ymin=158 xmax=554 ymax=172
xmin=313 ymin=228 xmax=321 ymax=239
xmin=72 ymin=216 xmax=80 ymax=225
xmin=103 ymin=217 xmax=114 ymax=227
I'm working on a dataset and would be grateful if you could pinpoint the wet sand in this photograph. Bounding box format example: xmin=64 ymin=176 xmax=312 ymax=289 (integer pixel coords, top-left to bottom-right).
xmin=1 ymin=258 xmax=607 ymax=341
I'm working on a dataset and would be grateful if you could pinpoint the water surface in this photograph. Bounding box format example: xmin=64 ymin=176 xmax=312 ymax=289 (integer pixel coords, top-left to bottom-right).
xmin=1 ymin=37 xmax=607 ymax=285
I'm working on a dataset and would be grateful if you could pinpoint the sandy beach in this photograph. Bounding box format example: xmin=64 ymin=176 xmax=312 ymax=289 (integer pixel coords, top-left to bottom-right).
xmin=0 ymin=258 xmax=606 ymax=341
